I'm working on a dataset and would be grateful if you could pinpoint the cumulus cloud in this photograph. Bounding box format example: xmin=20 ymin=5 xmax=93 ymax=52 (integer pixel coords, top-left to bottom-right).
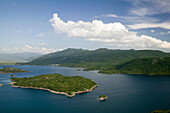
xmin=50 ymin=13 xmax=170 ymax=51
xmin=2 ymin=45 xmax=58 ymax=54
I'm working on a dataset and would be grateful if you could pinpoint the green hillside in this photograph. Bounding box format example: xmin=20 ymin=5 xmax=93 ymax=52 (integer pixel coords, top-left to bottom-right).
xmin=24 ymin=48 xmax=170 ymax=65
xmin=99 ymin=57 xmax=170 ymax=75
xmin=23 ymin=48 xmax=170 ymax=75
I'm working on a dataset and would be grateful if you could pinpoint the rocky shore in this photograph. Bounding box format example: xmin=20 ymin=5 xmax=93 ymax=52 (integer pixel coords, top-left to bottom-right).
xmin=0 ymin=84 xmax=4 ymax=87
xmin=98 ymin=94 xmax=108 ymax=100
xmin=10 ymin=82 xmax=97 ymax=97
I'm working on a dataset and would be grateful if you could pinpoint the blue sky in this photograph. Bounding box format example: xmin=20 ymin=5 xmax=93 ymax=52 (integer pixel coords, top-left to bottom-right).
xmin=0 ymin=0 xmax=170 ymax=54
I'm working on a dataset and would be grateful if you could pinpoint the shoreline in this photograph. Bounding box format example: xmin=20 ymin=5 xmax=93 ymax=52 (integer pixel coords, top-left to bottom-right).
xmin=10 ymin=82 xmax=97 ymax=97
xmin=0 ymin=71 xmax=30 ymax=74
xmin=14 ymin=64 xmax=170 ymax=75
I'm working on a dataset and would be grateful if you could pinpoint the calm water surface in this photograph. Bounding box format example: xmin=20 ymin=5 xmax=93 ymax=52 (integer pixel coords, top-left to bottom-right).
xmin=0 ymin=65 xmax=170 ymax=113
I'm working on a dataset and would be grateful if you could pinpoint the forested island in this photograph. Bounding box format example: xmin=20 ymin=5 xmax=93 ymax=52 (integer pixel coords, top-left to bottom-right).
xmin=0 ymin=67 xmax=29 ymax=73
xmin=21 ymin=48 xmax=170 ymax=75
xmin=10 ymin=73 xmax=97 ymax=97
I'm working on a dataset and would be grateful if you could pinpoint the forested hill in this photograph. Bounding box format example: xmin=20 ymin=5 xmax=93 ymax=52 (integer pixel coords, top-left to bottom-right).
xmin=24 ymin=48 xmax=170 ymax=66
xmin=99 ymin=57 xmax=170 ymax=75
xmin=22 ymin=48 xmax=170 ymax=75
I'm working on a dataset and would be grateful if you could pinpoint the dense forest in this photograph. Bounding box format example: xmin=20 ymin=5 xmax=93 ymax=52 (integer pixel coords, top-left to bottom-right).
xmin=99 ymin=57 xmax=170 ymax=75
xmin=22 ymin=48 xmax=170 ymax=75
xmin=11 ymin=73 xmax=97 ymax=95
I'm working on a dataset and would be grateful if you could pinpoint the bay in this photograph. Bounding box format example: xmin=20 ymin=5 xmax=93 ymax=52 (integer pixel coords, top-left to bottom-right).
xmin=0 ymin=65 xmax=170 ymax=113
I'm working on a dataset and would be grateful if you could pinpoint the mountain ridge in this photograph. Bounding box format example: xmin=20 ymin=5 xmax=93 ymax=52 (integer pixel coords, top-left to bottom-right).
xmin=22 ymin=48 xmax=170 ymax=75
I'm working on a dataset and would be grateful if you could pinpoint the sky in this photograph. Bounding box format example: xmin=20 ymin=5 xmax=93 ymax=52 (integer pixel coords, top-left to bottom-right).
xmin=0 ymin=0 xmax=170 ymax=54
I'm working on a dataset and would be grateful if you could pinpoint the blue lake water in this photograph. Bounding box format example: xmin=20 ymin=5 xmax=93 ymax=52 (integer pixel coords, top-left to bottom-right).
xmin=0 ymin=65 xmax=170 ymax=113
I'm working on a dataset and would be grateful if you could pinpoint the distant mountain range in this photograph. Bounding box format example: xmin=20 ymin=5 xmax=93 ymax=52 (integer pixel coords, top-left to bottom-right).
xmin=0 ymin=52 xmax=42 ymax=62
xmin=23 ymin=48 xmax=170 ymax=75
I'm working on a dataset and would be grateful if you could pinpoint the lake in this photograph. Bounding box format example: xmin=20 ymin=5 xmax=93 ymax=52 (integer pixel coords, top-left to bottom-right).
xmin=0 ymin=65 xmax=170 ymax=113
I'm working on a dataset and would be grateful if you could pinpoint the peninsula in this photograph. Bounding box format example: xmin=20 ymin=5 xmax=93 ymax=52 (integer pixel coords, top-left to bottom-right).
xmin=0 ymin=67 xmax=29 ymax=73
xmin=10 ymin=73 xmax=97 ymax=97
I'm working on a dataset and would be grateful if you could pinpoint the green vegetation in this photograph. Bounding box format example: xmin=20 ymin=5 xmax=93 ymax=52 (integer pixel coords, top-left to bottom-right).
xmin=22 ymin=48 xmax=170 ymax=75
xmin=151 ymin=110 xmax=170 ymax=113
xmin=76 ymin=69 xmax=82 ymax=71
xmin=11 ymin=73 xmax=97 ymax=96
xmin=0 ymin=67 xmax=28 ymax=73
xmin=99 ymin=57 xmax=170 ymax=75
xmin=23 ymin=48 xmax=170 ymax=65
xmin=98 ymin=94 xmax=107 ymax=100
xmin=99 ymin=94 xmax=107 ymax=98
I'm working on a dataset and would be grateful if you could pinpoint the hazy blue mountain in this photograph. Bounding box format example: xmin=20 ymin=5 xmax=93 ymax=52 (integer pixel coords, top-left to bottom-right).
xmin=0 ymin=52 xmax=42 ymax=62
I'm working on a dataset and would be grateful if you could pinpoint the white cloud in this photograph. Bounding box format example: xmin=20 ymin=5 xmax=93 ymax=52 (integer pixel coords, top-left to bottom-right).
xmin=151 ymin=30 xmax=155 ymax=33
xmin=1 ymin=45 xmax=58 ymax=54
xmin=127 ymin=21 xmax=170 ymax=30
xmin=158 ymin=31 xmax=170 ymax=35
xmin=98 ymin=14 xmax=159 ymax=24
xmin=131 ymin=8 xmax=150 ymax=16
xmin=103 ymin=14 xmax=118 ymax=18
xmin=36 ymin=33 xmax=44 ymax=37
xmin=37 ymin=42 xmax=47 ymax=46
xmin=127 ymin=0 xmax=170 ymax=16
xmin=50 ymin=13 xmax=170 ymax=51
